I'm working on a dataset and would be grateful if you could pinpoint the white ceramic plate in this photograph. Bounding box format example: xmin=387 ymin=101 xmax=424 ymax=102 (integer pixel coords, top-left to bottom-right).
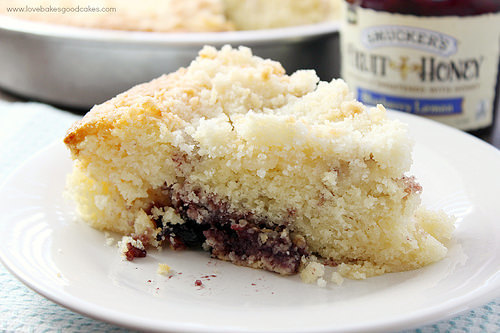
xmin=1 ymin=111 xmax=499 ymax=333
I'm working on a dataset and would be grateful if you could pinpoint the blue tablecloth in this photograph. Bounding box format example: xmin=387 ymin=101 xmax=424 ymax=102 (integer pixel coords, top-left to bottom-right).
xmin=0 ymin=101 xmax=498 ymax=332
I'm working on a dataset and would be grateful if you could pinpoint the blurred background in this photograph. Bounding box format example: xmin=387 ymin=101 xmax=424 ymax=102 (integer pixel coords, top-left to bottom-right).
xmin=0 ymin=0 xmax=342 ymax=109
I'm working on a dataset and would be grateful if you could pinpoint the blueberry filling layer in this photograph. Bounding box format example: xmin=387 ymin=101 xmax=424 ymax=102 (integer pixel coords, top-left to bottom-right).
xmin=151 ymin=185 xmax=308 ymax=275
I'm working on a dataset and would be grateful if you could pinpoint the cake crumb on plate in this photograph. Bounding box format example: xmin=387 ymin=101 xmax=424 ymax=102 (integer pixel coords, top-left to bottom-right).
xmin=157 ymin=263 xmax=171 ymax=275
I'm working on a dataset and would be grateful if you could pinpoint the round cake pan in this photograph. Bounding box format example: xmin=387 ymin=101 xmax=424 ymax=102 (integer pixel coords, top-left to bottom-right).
xmin=0 ymin=17 xmax=340 ymax=110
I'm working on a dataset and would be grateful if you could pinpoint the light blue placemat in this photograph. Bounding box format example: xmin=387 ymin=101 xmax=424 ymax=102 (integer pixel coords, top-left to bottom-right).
xmin=0 ymin=101 xmax=498 ymax=332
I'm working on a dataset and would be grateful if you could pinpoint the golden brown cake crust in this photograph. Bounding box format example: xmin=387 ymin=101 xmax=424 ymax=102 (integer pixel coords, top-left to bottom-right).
xmin=64 ymin=69 xmax=187 ymax=152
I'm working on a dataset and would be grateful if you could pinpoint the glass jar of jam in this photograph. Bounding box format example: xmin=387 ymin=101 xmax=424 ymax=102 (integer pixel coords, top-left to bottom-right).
xmin=341 ymin=0 xmax=500 ymax=135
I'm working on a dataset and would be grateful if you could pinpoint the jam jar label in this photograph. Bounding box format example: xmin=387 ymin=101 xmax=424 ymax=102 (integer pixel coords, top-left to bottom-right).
xmin=341 ymin=4 xmax=500 ymax=131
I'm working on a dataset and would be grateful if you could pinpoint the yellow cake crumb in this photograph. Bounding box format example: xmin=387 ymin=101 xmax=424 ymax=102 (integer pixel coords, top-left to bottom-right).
xmin=317 ymin=278 xmax=327 ymax=288
xmin=300 ymin=262 xmax=325 ymax=284
xmin=104 ymin=232 xmax=115 ymax=246
xmin=157 ymin=263 xmax=171 ymax=275
xmin=117 ymin=236 xmax=144 ymax=258
xmin=330 ymin=271 xmax=344 ymax=286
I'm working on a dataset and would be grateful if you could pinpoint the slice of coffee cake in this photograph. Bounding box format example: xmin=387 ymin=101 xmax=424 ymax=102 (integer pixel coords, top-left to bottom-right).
xmin=64 ymin=45 xmax=454 ymax=280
